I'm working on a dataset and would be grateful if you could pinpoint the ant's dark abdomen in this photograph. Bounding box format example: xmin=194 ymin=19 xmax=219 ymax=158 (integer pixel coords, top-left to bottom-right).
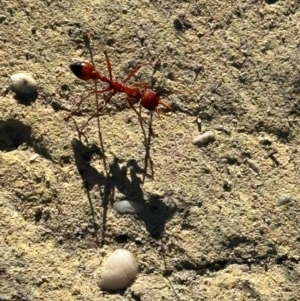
xmin=70 ymin=62 xmax=96 ymax=81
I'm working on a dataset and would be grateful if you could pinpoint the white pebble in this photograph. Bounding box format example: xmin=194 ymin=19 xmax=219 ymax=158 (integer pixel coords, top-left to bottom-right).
xmin=10 ymin=72 xmax=38 ymax=95
xmin=193 ymin=130 xmax=215 ymax=146
xmin=112 ymin=200 xmax=144 ymax=214
xmin=245 ymin=158 xmax=260 ymax=174
xmin=29 ymin=153 xmax=40 ymax=162
xmin=99 ymin=249 xmax=138 ymax=291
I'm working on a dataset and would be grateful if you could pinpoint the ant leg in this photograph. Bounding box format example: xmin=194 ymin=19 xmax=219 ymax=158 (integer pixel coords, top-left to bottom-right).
xmin=126 ymin=97 xmax=150 ymax=127
xmin=69 ymin=115 xmax=89 ymax=144
xmin=139 ymin=106 xmax=154 ymax=181
xmin=159 ymin=98 xmax=173 ymax=112
xmin=95 ymin=91 xmax=117 ymax=116
xmin=65 ymin=87 xmax=112 ymax=120
xmin=79 ymin=91 xmax=116 ymax=133
xmin=67 ymin=94 xmax=98 ymax=141
xmin=82 ymin=31 xmax=107 ymax=171
xmin=147 ymin=112 xmax=154 ymax=176
xmin=137 ymin=105 xmax=147 ymax=145
xmin=104 ymin=50 xmax=113 ymax=82
xmin=69 ymin=115 xmax=81 ymax=139
xmin=139 ymin=104 xmax=148 ymax=182
xmin=132 ymin=82 xmax=149 ymax=89
xmin=123 ymin=61 xmax=155 ymax=83
xmin=83 ymin=36 xmax=109 ymax=173
xmin=123 ymin=65 xmax=143 ymax=83
xmin=93 ymin=81 xmax=108 ymax=174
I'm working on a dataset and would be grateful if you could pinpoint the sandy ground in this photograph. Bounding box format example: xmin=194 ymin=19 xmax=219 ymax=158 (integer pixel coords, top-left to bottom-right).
xmin=0 ymin=0 xmax=300 ymax=300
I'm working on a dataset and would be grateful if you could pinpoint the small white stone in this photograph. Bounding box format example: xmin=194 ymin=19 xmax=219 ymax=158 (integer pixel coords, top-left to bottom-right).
xmin=99 ymin=249 xmax=138 ymax=291
xmin=277 ymin=195 xmax=292 ymax=207
xmin=10 ymin=72 xmax=38 ymax=95
xmin=193 ymin=130 xmax=215 ymax=146
xmin=245 ymin=158 xmax=260 ymax=174
xmin=112 ymin=200 xmax=144 ymax=214
xmin=29 ymin=153 xmax=40 ymax=162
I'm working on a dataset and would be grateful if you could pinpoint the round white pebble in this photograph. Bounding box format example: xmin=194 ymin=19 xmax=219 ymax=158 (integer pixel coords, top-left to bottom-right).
xmin=10 ymin=72 xmax=38 ymax=95
xmin=112 ymin=200 xmax=144 ymax=214
xmin=99 ymin=249 xmax=138 ymax=291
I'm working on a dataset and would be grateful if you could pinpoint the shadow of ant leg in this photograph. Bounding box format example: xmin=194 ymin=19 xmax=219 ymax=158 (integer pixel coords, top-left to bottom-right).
xmin=138 ymin=106 xmax=154 ymax=182
xmin=69 ymin=115 xmax=89 ymax=144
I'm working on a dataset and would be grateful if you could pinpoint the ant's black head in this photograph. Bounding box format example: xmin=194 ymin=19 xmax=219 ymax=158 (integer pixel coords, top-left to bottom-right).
xmin=69 ymin=62 xmax=84 ymax=79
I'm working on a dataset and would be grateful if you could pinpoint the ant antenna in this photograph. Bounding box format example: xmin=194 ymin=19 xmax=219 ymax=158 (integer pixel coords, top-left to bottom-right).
xmin=82 ymin=30 xmax=108 ymax=174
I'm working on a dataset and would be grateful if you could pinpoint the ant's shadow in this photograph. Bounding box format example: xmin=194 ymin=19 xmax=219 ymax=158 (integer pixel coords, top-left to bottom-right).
xmin=72 ymin=138 xmax=106 ymax=188
xmin=137 ymin=194 xmax=177 ymax=238
xmin=72 ymin=138 xmax=176 ymax=243
xmin=109 ymin=158 xmax=177 ymax=238
xmin=72 ymin=138 xmax=107 ymax=246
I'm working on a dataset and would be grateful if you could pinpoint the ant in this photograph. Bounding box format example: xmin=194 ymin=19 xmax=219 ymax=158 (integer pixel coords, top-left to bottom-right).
xmin=67 ymin=51 xmax=172 ymax=133
xmin=67 ymin=50 xmax=176 ymax=179
xmin=68 ymin=51 xmax=173 ymax=177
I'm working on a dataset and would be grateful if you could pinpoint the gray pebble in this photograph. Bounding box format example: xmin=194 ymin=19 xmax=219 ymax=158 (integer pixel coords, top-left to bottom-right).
xmin=193 ymin=130 xmax=215 ymax=146
xmin=277 ymin=195 xmax=292 ymax=207
xmin=245 ymin=158 xmax=260 ymax=174
xmin=113 ymin=200 xmax=144 ymax=214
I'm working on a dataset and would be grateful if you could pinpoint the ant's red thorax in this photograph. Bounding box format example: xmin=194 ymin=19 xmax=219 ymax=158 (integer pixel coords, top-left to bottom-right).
xmin=140 ymin=90 xmax=159 ymax=111
xmin=124 ymin=86 xmax=142 ymax=99
xmin=110 ymin=81 xmax=123 ymax=92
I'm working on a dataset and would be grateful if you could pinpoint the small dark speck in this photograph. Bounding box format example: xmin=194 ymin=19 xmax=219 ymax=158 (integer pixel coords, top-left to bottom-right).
xmin=60 ymin=84 xmax=70 ymax=92
xmin=167 ymin=72 xmax=175 ymax=81
xmin=173 ymin=19 xmax=183 ymax=31
xmin=106 ymin=38 xmax=115 ymax=46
